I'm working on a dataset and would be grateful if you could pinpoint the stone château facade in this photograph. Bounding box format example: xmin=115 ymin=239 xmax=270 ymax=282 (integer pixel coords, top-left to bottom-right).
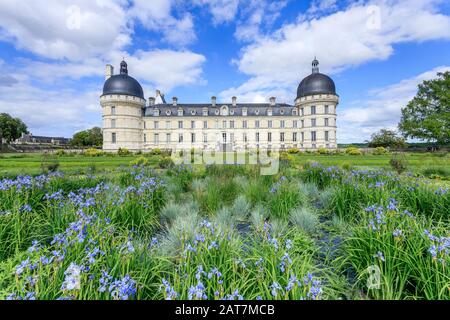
xmin=100 ymin=59 xmax=338 ymax=152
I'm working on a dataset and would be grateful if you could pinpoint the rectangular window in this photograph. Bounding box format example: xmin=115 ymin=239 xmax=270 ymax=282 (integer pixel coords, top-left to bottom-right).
xmin=166 ymin=121 xmax=171 ymax=129
xmin=268 ymin=132 xmax=272 ymax=142
xmin=293 ymin=132 xmax=297 ymax=141
xmin=191 ymin=133 xmax=196 ymax=143
xmin=215 ymin=120 xmax=219 ymax=129
xmin=301 ymin=132 xmax=304 ymax=142
xmin=293 ymin=120 xmax=298 ymax=128
xmin=222 ymin=120 xmax=227 ymax=129
xmin=191 ymin=121 xmax=195 ymax=129
xmin=143 ymin=121 xmax=146 ymax=129
xmin=143 ymin=133 xmax=146 ymax=143
xmin=311 ymin=131 xmax=317 ymax=142
xmin=178 ymin=121 xmax=183 ymax=129
xmin=154 ymin=133 xmax=159 ymax=144
xmin=280 ymin=132 xmax=285 ymax=142
xmin=301 ymin=120 xmax=304 ymax=128
xmin=222 ymin=133 xmax=227 ymax=143
xmin=166 ymin=133 xmax=171 ymax=143
xmin=243 ymin=120 xmax=247 ymax=129
xmin=311 ymin=118 xmax=316 ymax=127
xmin=111 ymin=119 xmax=116 ymax=128
xmin=111 ymin=132 xmax=116 ymax=144
xmin=256 ymin=132 xmax=260 ymax=142
xmin=312 ymin=144 xmax=316 ymax=149
xmin=311 ymin=106 xmax=316 ymax=115
xmin=203 ymin=133 xmax=207 ymax=143
xmin=178 ymin=133 xmax=183 ymax=143
xmin=230 ymin=133 xmax=234 ymax=142
xmin=325 ymin=105 xmax=329 ymax=114
xmin=325 ymin=118 xmax=329 ymax=126
xmin=268 ymin=120 xmax=273 ymax=128
xmin=280 ymin=120 xmax=285 ymax=128
xmin=243 ymin=133 xmax=248 ymax=142
xmin=111 ymin=106 xmax=116 ymax=115
xmin=255 ymin=120 xmax=260 ymax=128
xmin=325 ymin=131 xmax=329 ymax=141
xmin=203 ymin=121 xmax=208 ymax=129
xmin=154 ymin=121 xmax=159 ymax=129
xmin=300 ymin=107 xmax=304 ymax=116
xmin=230 ymin=120 xmax=235 ymax=129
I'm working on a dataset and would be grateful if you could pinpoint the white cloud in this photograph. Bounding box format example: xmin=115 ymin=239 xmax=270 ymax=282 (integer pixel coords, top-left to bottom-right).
xmin=0 ymin=0 xmax=130 ymax=61
xmin=108 ymin=49 xmax=206 ymax=92
xmin=193 ymin=0 xmax=240 ymax=25
xmin=338 ymin=66 xmax=450 ymax=142
xmin=128 ymin=0 xmax=197 ymax=46
xmin=224 ymin=0 xmax=450 ymax=102
xmin=234 ymin=0 xmax=287 ymax=42
xmin=0 ymin=79 xmax=101 ymax=137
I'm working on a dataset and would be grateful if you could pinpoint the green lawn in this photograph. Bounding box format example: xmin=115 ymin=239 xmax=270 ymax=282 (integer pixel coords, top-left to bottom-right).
xmin=0 ymin=151 xmax=448 ymax=177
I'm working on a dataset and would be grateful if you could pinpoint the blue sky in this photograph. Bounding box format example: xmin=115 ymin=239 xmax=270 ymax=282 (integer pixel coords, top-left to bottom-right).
xmin=0 ymin=0 xmax=449 ymax=142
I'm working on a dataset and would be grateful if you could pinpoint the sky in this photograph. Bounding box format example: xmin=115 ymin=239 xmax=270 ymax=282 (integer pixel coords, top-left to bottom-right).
xmin=0 ymin=0 xmax=449 ymax=143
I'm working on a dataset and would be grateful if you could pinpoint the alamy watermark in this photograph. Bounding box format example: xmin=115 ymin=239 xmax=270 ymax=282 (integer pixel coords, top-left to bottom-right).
xmin=170 ymin=146 xmax=281 ymax=175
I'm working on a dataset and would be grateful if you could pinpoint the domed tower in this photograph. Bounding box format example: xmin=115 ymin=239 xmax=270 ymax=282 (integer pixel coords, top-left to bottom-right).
xmin=100 ymin=60 xmax=146 ymax=151
xmin=295 ymin=58 xmax=339 ymax=150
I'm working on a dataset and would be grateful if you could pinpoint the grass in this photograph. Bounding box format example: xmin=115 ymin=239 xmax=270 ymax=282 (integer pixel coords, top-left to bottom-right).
xmin=0 ymin=151 xmax=448 ymax=300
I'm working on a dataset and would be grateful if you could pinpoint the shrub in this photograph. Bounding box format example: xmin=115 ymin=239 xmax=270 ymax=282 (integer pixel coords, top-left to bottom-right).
xmin=289 ymin=207 xmax=319 ymax=234
xmin=389 ymin=153 xmax=408 ymax=174
xmin=40 ymin=153 xmax=60 ymax=173
xmin=54 ymin=149 xmax=66 ymax=156
xmin=130 ymin=156 xmax=149 ymax=167
xmin=373 ymin=146 xmax=388 ymax=155
xmin=152 ymin=148 xmax=162 ymax=155
xmin=158 ymin=156 xmax=174 ymax=169
xmin=117 ymin=147 xmax=131 ymax=156
xmin=422 ymin=167 xmax=450 ymax=180
xmin=317 ymin=147 xmax=329 ymax=155
xmin=345 ymin=146 xmax=362 ymax=155
xmin=341 ymin=162 xmax=353 ymax=171
xmin=287 ymin=148 xmax=300 ymax=154
xmin=279 ymin=152 xmax=294 ymax=168
xmin=84 ymin=148 xmax=103 ymax=157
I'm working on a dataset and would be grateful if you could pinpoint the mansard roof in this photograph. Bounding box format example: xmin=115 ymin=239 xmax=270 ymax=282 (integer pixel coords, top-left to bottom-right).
xmin=144 ymin=103 xmax=297 ymax=117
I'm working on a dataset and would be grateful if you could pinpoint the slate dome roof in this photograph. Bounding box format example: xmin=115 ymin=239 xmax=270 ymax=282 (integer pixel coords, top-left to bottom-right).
xmin=102 ymin=60 xmax=144 ymax=99
xmin=297 ymin=59 xmax=336 ymax=98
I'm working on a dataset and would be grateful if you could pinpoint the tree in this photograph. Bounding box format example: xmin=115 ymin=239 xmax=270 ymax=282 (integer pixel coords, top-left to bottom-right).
xmin=71 ymin=127 xmax=103 ymax=147
xmin=367 ymin=129 xmax=406 ymax=148
xmin=0 ymin=113 xmax=28 ymax=143
xmin=398 ymin=71 xmax=450 ymax=145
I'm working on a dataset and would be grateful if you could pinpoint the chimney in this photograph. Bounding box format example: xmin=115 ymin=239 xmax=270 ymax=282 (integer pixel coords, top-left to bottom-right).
xmin=149 ymin=97 xmax=155 ymax=106
xmin=211 ymin=96 xmax=216 ymax=107
xmin=270 ymin=97 xmax=276 ymax=106
xmin=232 ymin=96 xmax=237 ymax=107
xmin=172 ymin=97 xmax=178 ymax=106
xmin=105 ymin=64 xmax=114 ymax=80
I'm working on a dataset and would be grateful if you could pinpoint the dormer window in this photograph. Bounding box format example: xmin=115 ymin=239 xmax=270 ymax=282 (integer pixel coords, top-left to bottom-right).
xmin=280 ymin=109 xmax=285 ymax=115
xmin=292 ymin=109 xmax=298 ymax=115
xmin=166 ymin=109 xmax=171 ymax=116
xmin=242 ymin=108 xmax=247 ymax=116
xmin=178 ymin=108 xmax=183 ymax=116
xmin=153 ymin=108 xmax=160 ymax=116
xmin=202 ymin=108 xmax=208 ymax=116
xmin=254 ymin=109 xmax=260 ymax=115
xmin=220 ymin=105 xmax=229 ymax=116
xmin=191 ymin=109 xmax=196 ymax=115
xmin=267 ymin=108 xmax=272 ymax=116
